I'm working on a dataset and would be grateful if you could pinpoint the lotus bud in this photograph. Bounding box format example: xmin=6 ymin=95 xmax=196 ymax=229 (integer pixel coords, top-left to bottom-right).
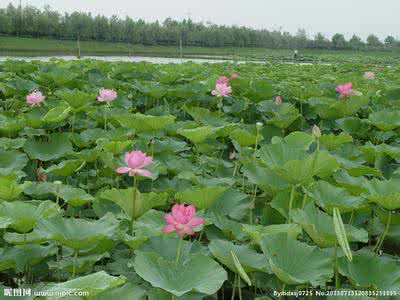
xmin=312 ymin=125 xmax=321 ymax=139
xmin=229 ymin=151 xmax=237 ymax=160
xmin=256 ymin=122 xmax=263 ymax=129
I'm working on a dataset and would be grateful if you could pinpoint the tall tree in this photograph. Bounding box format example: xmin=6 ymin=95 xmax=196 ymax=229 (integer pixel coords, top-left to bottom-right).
xmin=331 ymin=33 xmax=347 ymax=49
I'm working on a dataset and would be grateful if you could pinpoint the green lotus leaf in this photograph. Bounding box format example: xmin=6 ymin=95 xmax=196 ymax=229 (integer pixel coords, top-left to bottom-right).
xmin=23 ymin=133 xmax=73 ymax=161
xmin=261 ymin=131 xmax=314 ymax=159
xmin=369 ymin=109 xmax=400 ymax=131
xmin=210 ymin=188 xmax=249 ymax=220
xmin=386 ymin=85 xmax=400 ymax=101
xmin=35 ymin=68 xmax=75 ymax=88
xmin=5 ymin=78 xmax=38 ymax=92
xmin=284 ymin=151 xmax=339 ymax=184
xmin=229 ymin=77 xmax=250 ymax=95
xmin=0 ymin=137 xmax=26 ymax=150
xmin=230 ymin=128 xmax=263 ymax=147
xmin=363 ymin=178 xmax=400 ymax=210
xmin=123 ymin=235 xmax=149 ymax=250
xmin=175 ymin=186 xmax=228 ymax=210
xmin=0 ymin=175 xmax=23 ymax=202
xmin=260 ymin=135 xmax=307 ymax=162
xmin=242 ymin=223 xmax=302 ymax=244
xmin=92 ymin=282 xmax=146 ymax=300
xmin=206 ymin=210 xmax=246 ymax=240
xmin=307 ymin=180 xmax=365 ymax=213
xmin=0 ymin=200 xmax=59 ymax=233
xmin=133 ymin=251 xmax=227 ymax=297
xmin=208 ymin=239 xmax=269 ymax=273
xmin=0 ymin=217 xmax=12 ymax=229
xmin=242 ymin=163 xmax=288 ymax=193
xmin=177 ymin=126 xmax=216 ymax=144
xmin=57 ymin=89 xmax=95 ymax=109
xmin=290 ymin=203 xmax=368 ymax=248
xmin=338 ymin=250 xmax=400 ymax=290
xmin=117 ymin=113 xmax=175 ymax=132
xmin=333 ymin=170 xmax=369 ymax=195
xmin=336 ymin=117 xmax=370 ymax=137
xmin=0 ymin=115 xmax=26 ymax=137
xmin=48 ymin=253 xmax=109 ymax=275
xmin=183 ymin=106 xmax=227 ymax=127
xmin=23 ymin=181 xmax=60 ymax=198
xmin=0 ymin=244 xmax=57 ymax=273
xmin=308 ymin=95 xmax=368 ymax=120
xmin=260 ymin=233 xmax=333 ymax=286
xmin=42 ymin=271 xmax=126 ymax=297
xmin=260 ymin=137 xmax=339 ymax=184
xmin=131 ymin=209 xmax=165 ymax=239
xmin=74 ymin=128 xmax=112 ymax=147
xmin=24 ymin=108 xmax=45 ymax=128
xmin=269 ymin=187 xmax=303 ymax=219
xmin=138 ymin=237 xmax=207 ymax=262
xmin=214 ymin=124 xmax=238 ymax=137
xmin=99 ymin=188 xmax=168 ymax=219
xmin=42 ymin=103 xmax=71 ymax=123
xmin=332 ymin=146 xmax=381 ymax=177
xmin=258 ymin=101 xmax=300 ymax=129
xmin=45 ymin=159 xmax=84 ymax=176
xmin=4 ymin=230 xmax=47 ymax=245
xmin=70 ymin=149 xmax=98 ymax=164
xmin=248 ymin=80 xmax=273 ymax=102
xmin=359 ymin=142 xmax=400 ymax=163
xmin=0 ymin=149 xmax=28 ymax=175
xmin=97 ymin=139 xmax=132 ymax=155
xmin=58 ymin=186 xmax=94 ymax=206
xmin=153 ymin=138 xmax=188 ymax=154
xmin=320 ymin=132 xmax=353 ymax=151
xmin=33 ymin=213 xmax=119 ymax=250
xmin=272 ymin=131 xmax=315 ymax=150
xmin=373 ymin=206 xmax=400 ymax=225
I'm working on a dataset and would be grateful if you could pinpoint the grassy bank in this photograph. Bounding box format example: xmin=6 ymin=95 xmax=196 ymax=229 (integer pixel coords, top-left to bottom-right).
xmin=1 ymin=36 xmax=399 ymax=64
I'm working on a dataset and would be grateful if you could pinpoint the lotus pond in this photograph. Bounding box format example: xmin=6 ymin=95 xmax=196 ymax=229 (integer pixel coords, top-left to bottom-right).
xmin=0 ymin=59 xmax=399 ymax=299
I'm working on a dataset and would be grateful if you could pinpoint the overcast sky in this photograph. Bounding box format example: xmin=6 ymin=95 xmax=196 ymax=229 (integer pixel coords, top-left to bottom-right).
xmin=5 ymin=0 xmax=399 ymax=40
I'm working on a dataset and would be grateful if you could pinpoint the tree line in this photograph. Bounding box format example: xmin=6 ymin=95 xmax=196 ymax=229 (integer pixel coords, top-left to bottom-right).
xmin=0 ymin=3 xmax=398 ymax=51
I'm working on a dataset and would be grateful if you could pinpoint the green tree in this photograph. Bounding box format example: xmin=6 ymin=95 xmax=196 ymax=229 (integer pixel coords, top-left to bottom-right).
xmin=366 ymin=34 xmax=382 ymax=47
xmin=348 ymin=34 xmax=365 ymax=50
xmin=384 ymin=35 xmax=395 ymax=47
xmin=331 ymin=33 xmax=347 ymax=49
xmin=313 ymin=32 xmax=330 ymax=49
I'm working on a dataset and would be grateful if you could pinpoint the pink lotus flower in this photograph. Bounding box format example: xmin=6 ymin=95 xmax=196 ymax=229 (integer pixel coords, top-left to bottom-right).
xmin=115 ymin=150 xmax=152 ymax=177
xmin=162 ymin=204 xmax=205 ymax=237
xmin=363 ymin=71 xmax=375 ymax=80
xmin=212 ymin=83 xmax=232 ymax=97
xmin=230 ymin=73 xmax=239 ymax=78
xmin=336 ymin=83 xmax=354 ymax=98
xmin=97 ymin=88 xmax=117 ymax=102
xmin=275 ymin=96 xmax=282 ymax=105
xmin=216 ymin=76 xmax=229 ymax=85
xmin=26 ymin=90 xmax=45 ymax=106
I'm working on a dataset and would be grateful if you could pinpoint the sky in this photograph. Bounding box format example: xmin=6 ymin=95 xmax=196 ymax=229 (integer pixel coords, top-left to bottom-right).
xmin=5 ymin=0 xmax=400 ymax=40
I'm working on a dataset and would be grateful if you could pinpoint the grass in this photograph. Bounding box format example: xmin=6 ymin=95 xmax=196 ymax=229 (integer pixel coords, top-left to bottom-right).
xmin=1 ymin=36 xmax=400 ymax=64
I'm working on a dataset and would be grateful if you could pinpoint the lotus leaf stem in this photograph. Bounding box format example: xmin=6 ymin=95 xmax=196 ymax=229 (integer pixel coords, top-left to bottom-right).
xmin=175 ymin=237 xmax=183 ymax=266
xmin=287 ymin=185 xmax=296 ymax=223
xmin=374 ymin=210 xmax=392 ymax=253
